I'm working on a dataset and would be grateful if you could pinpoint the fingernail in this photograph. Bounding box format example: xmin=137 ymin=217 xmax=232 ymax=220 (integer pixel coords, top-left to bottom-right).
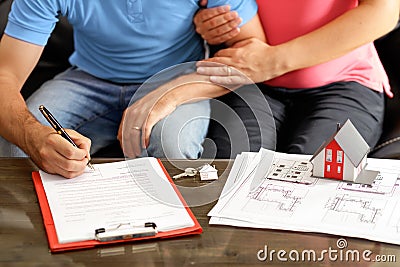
xmin=222 ymin=5 xmax=230 ymax=11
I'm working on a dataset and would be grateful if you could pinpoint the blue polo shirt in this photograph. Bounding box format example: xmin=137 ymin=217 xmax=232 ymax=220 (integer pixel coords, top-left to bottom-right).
xmin=5 ymin=0 xmax=257 ymax=83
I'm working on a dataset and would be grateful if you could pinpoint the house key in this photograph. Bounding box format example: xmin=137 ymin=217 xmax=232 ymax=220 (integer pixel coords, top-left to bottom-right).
xmin=172 ymin=168 xmax=198 ymax=179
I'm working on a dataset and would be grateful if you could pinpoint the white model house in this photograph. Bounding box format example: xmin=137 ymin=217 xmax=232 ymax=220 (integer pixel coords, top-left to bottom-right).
xmin=199 ymin=164 xmax=218 ymax=181
xmin=310 ymin=119 xmax=378 ymax=184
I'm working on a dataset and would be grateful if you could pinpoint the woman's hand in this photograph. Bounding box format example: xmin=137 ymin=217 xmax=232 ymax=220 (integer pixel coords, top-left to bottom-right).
xmin=197 ymin=38 xmax=286 ymax=85
xmin=194 ymin=4 xmax=241 ymax=45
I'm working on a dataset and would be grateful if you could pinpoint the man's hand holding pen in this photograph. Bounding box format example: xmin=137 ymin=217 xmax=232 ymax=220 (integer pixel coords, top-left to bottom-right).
xmin=25 ymin=105 xmax=93 ymax=179
xmin=25 ymin=124 xmax=91 ymax=178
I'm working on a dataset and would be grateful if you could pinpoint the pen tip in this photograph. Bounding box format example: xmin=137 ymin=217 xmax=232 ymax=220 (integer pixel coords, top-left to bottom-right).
xmin=88 ymin=162 xmax=95 ymax=170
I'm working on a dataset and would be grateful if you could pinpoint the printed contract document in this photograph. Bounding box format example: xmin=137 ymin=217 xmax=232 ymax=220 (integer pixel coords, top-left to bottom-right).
xmin=37 ymin=157 xmax=197 ymax=245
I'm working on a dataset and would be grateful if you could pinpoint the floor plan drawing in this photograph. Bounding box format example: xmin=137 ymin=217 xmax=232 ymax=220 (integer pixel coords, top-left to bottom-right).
xmin=337 ymin=172 xmax=398 ymax=195
xmin=209 ymin=149 xmax=400 ymax=245
xmin=386 ymin=201 xmax=400 ymax=234
xmin=266 ymin=158 xmax=317 ymax=185
xmin=322 ymin=193 xmax=386 ymax=227
xmin=247 ymin=182 xmax=308 ymax=215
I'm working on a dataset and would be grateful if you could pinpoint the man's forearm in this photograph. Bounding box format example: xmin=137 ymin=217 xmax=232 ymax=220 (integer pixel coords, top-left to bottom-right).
xmin=156 ymin=72 xmax=234 ymax=106
xmin=0 ymin=35 xmax=45 ymax=154
xmin=0 ymin=79 xmax=40 ymax=153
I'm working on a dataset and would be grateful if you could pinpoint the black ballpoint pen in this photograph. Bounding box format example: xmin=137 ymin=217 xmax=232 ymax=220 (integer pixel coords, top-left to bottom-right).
xmin=38 ymin=105 xmax=94 ymax=170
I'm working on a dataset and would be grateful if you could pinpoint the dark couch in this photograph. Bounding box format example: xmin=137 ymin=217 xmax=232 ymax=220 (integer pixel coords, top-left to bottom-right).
xmin=1 ymin=0 xmax=400 ymax=158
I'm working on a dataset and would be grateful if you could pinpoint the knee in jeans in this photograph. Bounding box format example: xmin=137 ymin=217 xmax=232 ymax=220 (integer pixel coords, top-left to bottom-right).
xmin=146 ymin=136 xmax=203 ymax=159
xmin=145 ymin=124 xmax=204 ymax=159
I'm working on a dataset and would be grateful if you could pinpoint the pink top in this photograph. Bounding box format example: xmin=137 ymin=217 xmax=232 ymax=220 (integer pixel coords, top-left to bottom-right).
xmin=257 ymin=0 xmax=391 ymax=97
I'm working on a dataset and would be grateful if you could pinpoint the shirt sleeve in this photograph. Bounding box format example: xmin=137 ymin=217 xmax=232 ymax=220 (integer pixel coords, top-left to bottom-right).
xmin=208 ymin=0 xmax=258 ymax=27
xmin=4 ymin=0 xmax=61 ymax=46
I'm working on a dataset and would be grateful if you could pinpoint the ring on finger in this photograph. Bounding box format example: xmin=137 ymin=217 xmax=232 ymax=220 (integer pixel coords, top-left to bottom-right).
xmin=132 ymin=126 xmax=141 ymax=131
xmin=226 ymin=65 xmax=232 ymax=76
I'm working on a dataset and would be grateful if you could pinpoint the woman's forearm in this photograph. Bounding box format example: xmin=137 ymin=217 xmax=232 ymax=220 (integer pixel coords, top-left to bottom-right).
xmin=278 ymin=0 xmax=400 ymax=74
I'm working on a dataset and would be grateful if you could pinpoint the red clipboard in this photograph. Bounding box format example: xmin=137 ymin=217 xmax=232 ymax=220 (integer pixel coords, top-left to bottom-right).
xmin=32 ymin=159 xmax=202 ymax=252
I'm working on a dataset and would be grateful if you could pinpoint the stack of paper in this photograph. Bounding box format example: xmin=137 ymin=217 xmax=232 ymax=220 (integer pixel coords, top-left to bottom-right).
xmin=209 ymin=148 xmax=400 ymax=245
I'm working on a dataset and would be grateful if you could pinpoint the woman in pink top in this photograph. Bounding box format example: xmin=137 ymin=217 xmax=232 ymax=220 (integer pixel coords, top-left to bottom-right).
xmin=195 ymin=0 xmax=400 ymax=158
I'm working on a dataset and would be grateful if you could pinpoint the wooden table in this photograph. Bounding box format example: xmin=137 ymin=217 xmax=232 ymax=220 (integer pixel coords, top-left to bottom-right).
xmin=1 ymin=158 xmax=399 ymax=266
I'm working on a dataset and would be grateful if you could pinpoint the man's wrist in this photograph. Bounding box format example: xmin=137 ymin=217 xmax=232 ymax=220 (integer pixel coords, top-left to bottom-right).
xmin=20 ymin=116 xmax=44 ymax=156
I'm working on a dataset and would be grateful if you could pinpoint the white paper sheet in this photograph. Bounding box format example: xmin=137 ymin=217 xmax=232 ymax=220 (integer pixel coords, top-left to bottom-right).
xmin=209 ymin=149 xmax=400 ymax=245
xmin=40 ymin=157 xmax=194 ymax=244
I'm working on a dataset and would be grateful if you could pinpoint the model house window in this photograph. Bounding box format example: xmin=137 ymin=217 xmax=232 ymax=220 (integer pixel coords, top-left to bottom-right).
xmin=337 ymin=151 xmax=343 ymax=163
xmin=326 ymin=149 xmax=332 ymax=162
xmin=337 ymin=166 xmax=341 ymax=173
xmin=326 ymin=165 xmax=331 ymax=172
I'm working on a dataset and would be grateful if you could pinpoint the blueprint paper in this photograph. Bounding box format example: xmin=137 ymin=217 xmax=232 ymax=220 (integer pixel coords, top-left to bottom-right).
xmin=209 ymin=149 xmax=400 ymax=245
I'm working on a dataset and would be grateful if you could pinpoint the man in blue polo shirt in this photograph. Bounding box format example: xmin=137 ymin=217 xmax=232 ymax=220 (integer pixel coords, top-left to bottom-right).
xmin=0 ymin=0 xmax=264 ymax=178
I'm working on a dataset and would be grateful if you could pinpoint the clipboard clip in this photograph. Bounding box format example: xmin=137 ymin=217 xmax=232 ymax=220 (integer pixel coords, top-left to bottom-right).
xmin=95 ymin=222 xmax=157 ymax=242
